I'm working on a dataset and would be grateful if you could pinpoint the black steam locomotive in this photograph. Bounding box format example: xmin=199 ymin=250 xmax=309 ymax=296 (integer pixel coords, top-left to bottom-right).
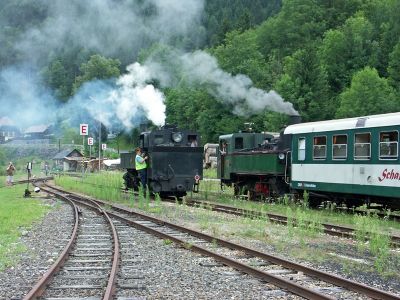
xmin=120 ymin=125 xmax=203 ymax=197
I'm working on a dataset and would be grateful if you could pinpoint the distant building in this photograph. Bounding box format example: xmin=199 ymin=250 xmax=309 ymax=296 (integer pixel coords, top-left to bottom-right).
xmin=24 ymin=124 xmax=53 ymax=139
xmin=0 ymin=117 xmax=20 ymax=143
xmin=53 ymin=149 xmax=83 ymax=172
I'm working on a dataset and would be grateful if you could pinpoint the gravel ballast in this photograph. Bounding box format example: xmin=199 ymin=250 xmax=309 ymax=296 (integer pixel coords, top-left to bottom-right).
xmin=1 ymin=189 xmax=399 ymax=299
xmin=0 ymin=198 xmax=73 ymax=300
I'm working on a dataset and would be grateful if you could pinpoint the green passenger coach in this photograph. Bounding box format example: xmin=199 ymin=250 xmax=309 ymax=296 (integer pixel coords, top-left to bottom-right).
xmin=284 ymin=112 xmax=400 ymax=208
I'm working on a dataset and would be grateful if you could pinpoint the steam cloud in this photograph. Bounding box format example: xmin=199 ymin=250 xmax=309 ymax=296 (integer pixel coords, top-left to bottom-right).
xmin=0 ymin=66 xmax=58 ymax=128
xmin=0 ymin=0 xmax=298 ymax=133
xmin=0 ymin=0 xmax=204 ymax=129
xmin=66 ymin=63 xmax=165 ymax=129
xmin=17 ymin=0 xmax=205 ymax=64
xmin=141 ymin=50 xmax=298 ymax=116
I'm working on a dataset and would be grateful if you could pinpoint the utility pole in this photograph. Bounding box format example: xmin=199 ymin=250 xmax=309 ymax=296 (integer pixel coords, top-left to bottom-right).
xmin=98 ymin=121 xmax=101 ymax=172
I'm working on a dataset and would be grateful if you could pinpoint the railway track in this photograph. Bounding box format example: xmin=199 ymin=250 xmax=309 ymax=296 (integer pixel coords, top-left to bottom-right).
xmin=51 ymin=172 xmax=400 ymax=221
xmin=42 ymin=175 xmax=400 ymax=247
xmin=24 ymin=186 xmax=119 ymax=300
xmin=172 ymin=197 xmax=400 ymax=248
xmin=38 ymin=183 xmax=400 ymax=300
xmin=5 ymin=176 xmax=54 ymax=186
xmin=200 ymin=190 xmax=400 ymax=222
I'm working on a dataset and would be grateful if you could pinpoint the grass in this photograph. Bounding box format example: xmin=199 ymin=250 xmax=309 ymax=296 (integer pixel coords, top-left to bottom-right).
xmin=203 ymin=168 xmax=217 ymax=179
xmin=0 ymin=185 xmax=51 ymax=270
xmin=192 ymin=187 xmax=400 ymax=234
xmin=55 ymin=171 xmax=129 ymax=205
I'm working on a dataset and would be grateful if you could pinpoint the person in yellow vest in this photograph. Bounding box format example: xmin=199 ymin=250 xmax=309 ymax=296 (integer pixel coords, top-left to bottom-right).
xmin=135 ymin=147 xmax=148 ymax=189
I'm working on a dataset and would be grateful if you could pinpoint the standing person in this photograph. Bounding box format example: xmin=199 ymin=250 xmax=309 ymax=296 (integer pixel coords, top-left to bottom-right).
xmin=190 ymin=138 xmax=198 ymax=147
xmin=44 ymin=162 xmax=49 ymax=176
xmin=6 ymin=162 xmax=16 ymax=186
xmin=135 ymin=147 xmax=148 ymax=189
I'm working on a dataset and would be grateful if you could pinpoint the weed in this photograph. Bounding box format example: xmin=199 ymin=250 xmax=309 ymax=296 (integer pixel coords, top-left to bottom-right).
xmin=302 ymin=190 xmax=309 ymax=209
xmin=211 ymin=238 xmax=218 ymax=249
xmin=183 ymin=242 xmax=193 ymax=249
xmin=163 ymin=239 xmax=173 ymax=245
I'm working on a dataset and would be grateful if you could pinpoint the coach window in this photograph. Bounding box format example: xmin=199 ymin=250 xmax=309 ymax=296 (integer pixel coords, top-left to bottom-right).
xmin=235 ymin=137 xmax=243 ymax=150
xmin=313 ymin=136 xmax=327 ymax=160
xmin=332 ymin=135 xmax=347 ymax=159
xmin=354 ymin=133 xmax=371 ymax=160
xmin=379 ymin=131 xmax=398 ymax=159
xmin=298 ymin=137 xmax=306 ymax=161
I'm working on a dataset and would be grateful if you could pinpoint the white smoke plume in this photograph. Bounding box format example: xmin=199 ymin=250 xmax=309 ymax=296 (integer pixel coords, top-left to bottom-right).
xmin=1 ymin=0 xmax=298 ymax=133
xmin=0 ymin=0 xmax=203 ymax=129
xmin=17 ymin=0 xmax=205 ymax=63
xmin=144 ymin=50 xmax=299 ymax=116
xmin=0 ymin=66 xmax=58 ymax=129
xmin=63 ymin=63 xmax=165 ymax=130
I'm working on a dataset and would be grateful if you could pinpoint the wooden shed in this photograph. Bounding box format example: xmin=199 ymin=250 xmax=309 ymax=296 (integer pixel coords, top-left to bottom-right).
xmin=53 ymin=149 xmax=83 ymax=171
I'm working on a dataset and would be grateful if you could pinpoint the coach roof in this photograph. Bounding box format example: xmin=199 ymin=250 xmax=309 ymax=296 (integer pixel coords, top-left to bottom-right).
xmin=284 ymin=112 xmax=400 ymax=135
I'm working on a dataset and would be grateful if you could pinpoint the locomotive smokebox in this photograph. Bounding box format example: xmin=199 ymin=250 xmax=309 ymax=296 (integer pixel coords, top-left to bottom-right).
xmin=289 ymin=114 xmax=302 ymax=125
xmin=278 ymin=114 xmax=302 ymax=151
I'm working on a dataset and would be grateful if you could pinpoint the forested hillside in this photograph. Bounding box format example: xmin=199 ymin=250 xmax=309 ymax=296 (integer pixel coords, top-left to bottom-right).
xmin=166 ymin=0 xmax=400 ymax=140
xmin=1 ymin=0 xmax=399 ymax=142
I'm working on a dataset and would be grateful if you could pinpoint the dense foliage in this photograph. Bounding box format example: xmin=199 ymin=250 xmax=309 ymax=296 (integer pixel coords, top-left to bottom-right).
xmin=166 ymin=0 xmax=400 ymax=141
xmin=1 ymin=0 xmax=399 ymax=143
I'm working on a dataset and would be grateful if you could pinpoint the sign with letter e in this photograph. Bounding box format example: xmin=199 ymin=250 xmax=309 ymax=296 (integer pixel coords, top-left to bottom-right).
xmin=88 ymin=137 xmax=94 ymax=146
xmin=80 ymin=124 xmax=88 ymax=136
xmin=101 ymin=143 xmax=107 ymax=150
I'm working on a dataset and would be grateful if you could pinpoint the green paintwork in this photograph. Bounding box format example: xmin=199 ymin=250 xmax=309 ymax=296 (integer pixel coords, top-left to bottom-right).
xmin=291 ymin=125 xmax=400 ymax=165
xmin=221 ymin=153 xmax=285 ymax=180
xmin=290 ymin=124 xmax=400 ymax=199
xmin=218 ymin=132 xmax=284 ymax=180
xmin=292 ymin=180 xmax=400 ymax=200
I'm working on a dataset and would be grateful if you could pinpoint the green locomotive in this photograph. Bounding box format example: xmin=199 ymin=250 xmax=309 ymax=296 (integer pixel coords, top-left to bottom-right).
xmin=217 ymin=132 xmax=290 ymax=199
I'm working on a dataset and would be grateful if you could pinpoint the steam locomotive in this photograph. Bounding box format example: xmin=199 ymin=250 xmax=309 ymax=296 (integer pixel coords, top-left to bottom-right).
xmin=218 ymin=112 xmax=400 ymax=209
xmin=121 ymin=125 xmax=203 ymax=197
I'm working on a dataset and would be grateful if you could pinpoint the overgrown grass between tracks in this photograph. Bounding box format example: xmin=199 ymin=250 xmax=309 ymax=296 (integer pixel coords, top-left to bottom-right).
xmin=56 ymin=173 xmax=400 ymax=278
xmin=54 ymin=172 xmax=128 ymax=205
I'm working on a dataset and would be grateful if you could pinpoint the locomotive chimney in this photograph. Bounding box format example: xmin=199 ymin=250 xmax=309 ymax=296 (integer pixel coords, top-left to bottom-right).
xmin=139 ymin=123 xmax=149 ymax=132
xmin=289 ymin=114 xmax=302 ymax=125
xmin=278 ymin=114 xmax=302 ymax=151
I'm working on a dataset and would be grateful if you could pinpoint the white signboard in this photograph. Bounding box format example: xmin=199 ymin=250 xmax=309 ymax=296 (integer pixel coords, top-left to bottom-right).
xmin=101 ymin=143 xmax=107 ymax=150
xmin=80 ymin=124 xmax=88 ymax=136
xmin=88 ymin=137 xmax=94 ymax=146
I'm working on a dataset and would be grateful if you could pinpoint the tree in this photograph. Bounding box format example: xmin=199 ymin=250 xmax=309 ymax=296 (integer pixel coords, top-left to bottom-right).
xmin=257 ymin=0 xmax=326 ymax=59
xmin=275 ymin=46 xmax=331 ymax=121
xmin=388 ymin=41 xmax=400 ymax=90
xmin=212 ymin=29 xmax=268 ymax=88
xmin=336 ymin=67 xmax=398 ymax=118
xmin=42 ymin=59 xmax=71 ymax=101
xmin=72 ymin=55 xmax=121 ymax=93
xmin=319 ymin=15 xmax=378 ymax=94
xmin=236 ymin=9 xmax=252 ymax=32
xmin=361 ymin=0 xmax=400 ymax=75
